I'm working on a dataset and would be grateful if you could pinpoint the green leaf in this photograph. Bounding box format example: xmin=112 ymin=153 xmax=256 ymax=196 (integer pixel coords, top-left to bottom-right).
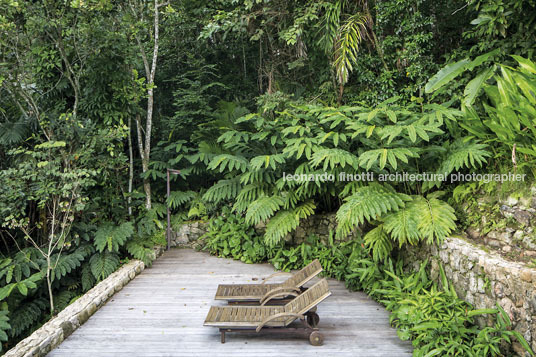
xmin=17 ymin=283 xmax=28 ymax=296
xmin=463 ymin=68 xmax=493 ymax=107
xmin=467 ymin=308 xmax=498 ymax=317
xmin=336 ymin=183 xmax=410 ymax=238
xmin=425 ymin=59 xmax=470 ymax=93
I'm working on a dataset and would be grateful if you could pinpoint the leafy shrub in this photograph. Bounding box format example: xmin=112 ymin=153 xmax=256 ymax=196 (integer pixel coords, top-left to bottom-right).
xmin=348 ymin=257 xmax=534 ymax=356
xmin=427 ymin=55 xmax=536 ymax=177
xmin=197 ymin=99 xmax=487 ymax=259
xmin=269 ymin=233 xmax=359 ymax=281
xmin=201 ymin=207 xmax=276 ymax=264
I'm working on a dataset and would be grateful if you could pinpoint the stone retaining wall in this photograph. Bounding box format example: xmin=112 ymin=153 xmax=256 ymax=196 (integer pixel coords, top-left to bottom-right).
xmin=170 ymin=221 xmax=209 ymax=247
xmin=255 ymin=213 xmax=359 ymax=244
xmin=2 ymin=252 xmax=161 ymax=357
xmin=402 ymin=237 xmax=536 ymax=356
xmin=171 ymin=215 xmax=357 ymax=248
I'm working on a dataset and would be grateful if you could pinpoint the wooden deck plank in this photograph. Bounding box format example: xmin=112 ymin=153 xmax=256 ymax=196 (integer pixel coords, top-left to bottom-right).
xmin=48 ymin=249 xmax=412 ymax=356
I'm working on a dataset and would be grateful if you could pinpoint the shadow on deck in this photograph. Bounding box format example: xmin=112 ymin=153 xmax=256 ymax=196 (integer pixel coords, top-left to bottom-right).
xmin=47 ymin=249 xmax=412 ymax=357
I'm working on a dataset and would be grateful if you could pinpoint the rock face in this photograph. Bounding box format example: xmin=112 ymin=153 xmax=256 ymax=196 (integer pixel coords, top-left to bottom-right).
xmin=402 ymin=237 xmax=536 ymax=356
xmin=169 ymin=221 xmax=209 ymax=247
xmin=170 ymin=214 xmax=357 ymax=248
xmin=255 ymin=213 xmax=358 ymax=245
xmin=3 ymin=256 xmax=154 ymax=357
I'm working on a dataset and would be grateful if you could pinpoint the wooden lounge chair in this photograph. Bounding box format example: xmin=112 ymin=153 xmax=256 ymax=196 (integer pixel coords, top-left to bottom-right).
xmin=204 ymin=278 xmax=331 ymax=346
xmin=214 ymin=259 xmax=323 ymax=305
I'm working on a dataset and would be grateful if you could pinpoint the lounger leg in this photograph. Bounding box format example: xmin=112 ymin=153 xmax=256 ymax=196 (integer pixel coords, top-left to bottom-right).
xmin=220 ymin=330 xmax=226 ymax=344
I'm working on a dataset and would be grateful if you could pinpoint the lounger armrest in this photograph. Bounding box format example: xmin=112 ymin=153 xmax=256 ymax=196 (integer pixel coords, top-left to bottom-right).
xmin=259 ymin=287 xmax=300 ymax=306
xmin=261 ymin=271 xmax=293 ymax=285
xmin=255 ymin=313 xmax=304 ymax=333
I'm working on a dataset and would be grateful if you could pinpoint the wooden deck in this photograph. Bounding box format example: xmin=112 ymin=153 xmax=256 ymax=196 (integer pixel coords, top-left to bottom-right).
xmin=48 ymin=249 xmax=412 ymax=356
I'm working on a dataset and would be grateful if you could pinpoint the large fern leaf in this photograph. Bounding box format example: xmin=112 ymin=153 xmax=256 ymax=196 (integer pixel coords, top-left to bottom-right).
xmin=167 ymin=190 xmax=196 ymax=209
xmin=81 ymin=264 xmax=95 ymax=292
xmin=413 ymin=194 xmax=457 ymax=243
xmin=336 ymin=183 xmax=410 ymax=238
xmin=89 ymin=251 xmax=119 ymax=281
xmin=54 ymin=290 xmax=75 ymax=311
xmin=126 ymin=238 xmax=156 ymax=266
xmin=207 ymin=154 xmax=249 ymax=173
xmin=51 ymin=248 xmax=88 ymax=281
xmin=358 ymin=148 xmax=419 ymax=170
xmin=245 ymin=195 xmax=284 ymax=225
xmin=203 ymin=178 xmax=242 ymax=202
xmin=232 ymin=183 xmax=267 ymax=212
xmin=94 ymin=221 xmax=134 ymax=253
xmin=263 ymin=201 xmax=316 ymax=246
xmin=382 ymin=201 xmax=421 ymax=246
xmin=8 ymin=298 xmax=46 ymax=339
xmin=439 ymin=138 xmax=490 ymax=174
xmin=311 ymin=148 xmax=359 ymax=170
xmin=364 ymin=225 xmax=392 ymax=261
xmin=250 ymin=154 xmax=286 ymax=171
xmin=0 ymin=310 xmax=9 ymax=344
xmin=264 ymin=210 xmax=299 ymax=246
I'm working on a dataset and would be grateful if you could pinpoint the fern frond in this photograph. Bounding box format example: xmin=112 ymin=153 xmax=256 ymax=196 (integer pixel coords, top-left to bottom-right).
xmin=333 ymin=13 xmax=369 ymax=85
xmin=264 ymin=210 xmax=299 ymax=246
xmin=358 ymin=148 xmax=419 ymax=170
xmin=413 ymin=194 xmax=457 ymax=243
xmin=336 ymin=183 xmax=410 ymax=238
xmin=245 ymin=195 xmax=284 ymax=225
xmin=167 ymin=190 xmax=196 ymax=209
xmin=383 ymin=202 xmax=421 ymax=246
xmin=263 ymin=201 xmax=316 ymax=246
xmin=240 ymin=170 xmax=276 ymax=185
xmin=232 ymin=183 xmax=267 ymax=213
xmin=7 ymin=298 xmax=47 ymax=339
xmin=126 ymin=238 xmax=156 ymax=266
xmin=51 ymin=249 xmax=87 ymax=281
xmin=0 ymin=119 xmax=31 ymax=146
xmin=207 ymin=154 xmax=249 ymax=173
xmin=217 ymin=129 xmax=250 ymax=145
xmin=81 ymin=264 xmax=95 ymax=292
xmin=203 ymin=178 xmax=242 ymax=202
xmin=379 ymin=123 xmax=443 ymax=144
xmin=89 ymin=251 xmax=119 ymax=281
xmin=293 ymin=200 xmax=316 ymax=219
xmin=364 ymin=224 xmax=392 ymax=261
xmin=94 ymin=221 xmax=134 ymax=253
xmin=54 ymin=290 xmax=74 ymax=311
xmin=439 ymin=138 xmax=490 ymax=174
xmin=311 ymin=148 xmax=359 ymax=170
xmin=250 ymin=154 xmax=286 ymax=171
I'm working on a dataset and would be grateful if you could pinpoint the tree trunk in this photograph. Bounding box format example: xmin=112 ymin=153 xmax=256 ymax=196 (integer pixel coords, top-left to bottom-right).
xmin=135 ymin=114 xmax=152 ymax=210
xmin=46 ymin=258 xmax=54 ymax=316
xmin=134 ymin=0 xmax=162 ymax=211
xmin=128 ymin=117 xmax=134 ymax=215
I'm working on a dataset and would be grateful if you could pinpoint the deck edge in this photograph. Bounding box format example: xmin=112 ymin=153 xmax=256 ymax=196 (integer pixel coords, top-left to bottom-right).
xmin=4 ymin=246 xmax=165 ymax=357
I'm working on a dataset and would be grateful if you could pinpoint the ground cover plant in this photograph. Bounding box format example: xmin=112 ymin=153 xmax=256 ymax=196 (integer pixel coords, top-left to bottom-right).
xmin=200 ymin=211 xmax=534 ymax=356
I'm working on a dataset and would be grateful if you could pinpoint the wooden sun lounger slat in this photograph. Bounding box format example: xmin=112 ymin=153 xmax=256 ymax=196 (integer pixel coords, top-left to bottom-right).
xmin=214 ymin=260 xmax=323 ymax=302
xmin=204 ymin=279 xmax=331 ymax=329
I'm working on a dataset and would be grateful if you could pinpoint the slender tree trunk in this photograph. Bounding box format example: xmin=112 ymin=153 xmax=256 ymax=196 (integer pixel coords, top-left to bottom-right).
xmin=135 ymin=113 xmax=151 ymax=210
xmin=134 ymin=0 xmax=162 ymax=210
xmin=46 ymin=258 xmax=54 ymax=316
xmin=128 ymin=117 xmax=134 ymax=216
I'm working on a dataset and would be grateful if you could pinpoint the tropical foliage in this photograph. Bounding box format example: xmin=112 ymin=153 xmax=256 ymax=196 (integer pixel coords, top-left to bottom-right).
xmin=0 ymin=0 xmax=534 ymax=353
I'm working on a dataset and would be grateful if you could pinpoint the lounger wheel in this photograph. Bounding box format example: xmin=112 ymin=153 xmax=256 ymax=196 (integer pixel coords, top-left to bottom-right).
xmin=309 ymin=331 xmax=323 ymax=346
xmin=306 ymin=312 xmax=320 ymax=328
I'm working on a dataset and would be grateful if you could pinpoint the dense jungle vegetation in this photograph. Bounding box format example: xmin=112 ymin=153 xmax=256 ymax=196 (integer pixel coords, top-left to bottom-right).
xmin=0 ymin=0 xmax=535 ymax=354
